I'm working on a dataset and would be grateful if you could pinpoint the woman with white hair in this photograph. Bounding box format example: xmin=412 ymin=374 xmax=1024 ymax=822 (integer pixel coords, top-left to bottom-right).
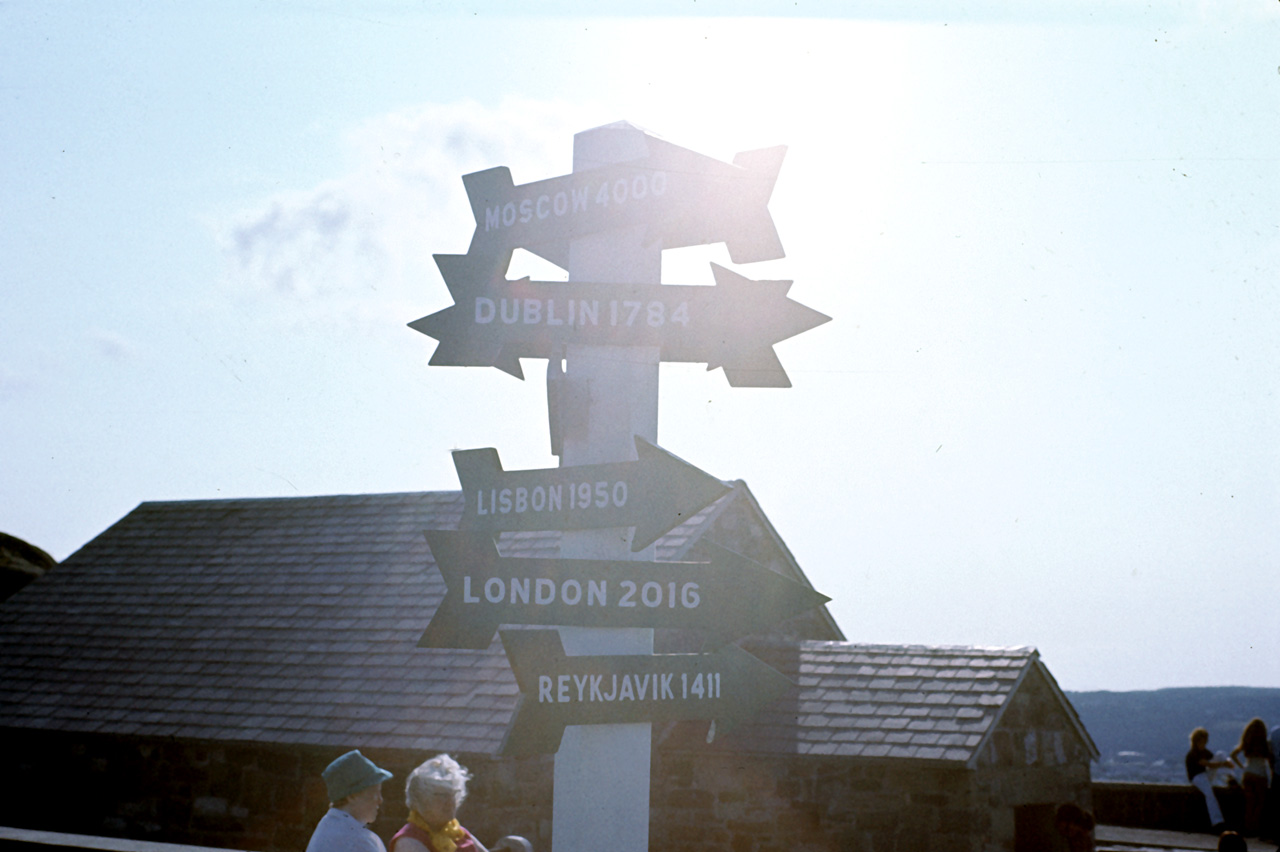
xmin=389 ymin=754 xmax=530 ymax=852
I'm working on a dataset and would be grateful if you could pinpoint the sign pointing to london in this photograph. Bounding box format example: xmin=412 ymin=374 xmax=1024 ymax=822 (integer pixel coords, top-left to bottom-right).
xmin=498 ymin=629 xmax=794 ymax=757
xmin=452 ymin=435 xmax=729 ymax=552
xmin=418 ymin=531 xmax=831 ymax=650
xmin=461 ymin=127 xmax=786 ymax=267
xmin=409 ymin=252 xmax=831 ymax=388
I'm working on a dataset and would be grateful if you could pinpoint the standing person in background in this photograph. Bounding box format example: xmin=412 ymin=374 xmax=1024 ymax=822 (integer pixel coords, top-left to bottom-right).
xmin=390 ymin=753 xmax=530 ymax=852
xmin=307 ymin=750 xmax=394 ymax=852
xmin=1265 ymin=723 xmax=1280 ymax=843
xmin=1231 ymin=717 xmax=1271 ymax=837
xmin=1188 ymin=727 xmax=1233 ymax=833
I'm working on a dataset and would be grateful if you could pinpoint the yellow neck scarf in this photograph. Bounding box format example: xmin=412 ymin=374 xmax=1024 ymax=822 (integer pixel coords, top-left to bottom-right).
xmin=408 ymin=810 xmax=466 ymax=852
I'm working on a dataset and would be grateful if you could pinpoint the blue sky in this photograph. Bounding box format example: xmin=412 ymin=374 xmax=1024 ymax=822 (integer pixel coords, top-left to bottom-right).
xmin=3 ymin=1 xmax=1278 ymax=692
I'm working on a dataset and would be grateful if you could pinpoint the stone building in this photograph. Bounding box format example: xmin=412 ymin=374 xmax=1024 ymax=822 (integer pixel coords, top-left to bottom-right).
xmin=0 ymin=485 xmax=1096 ymax=852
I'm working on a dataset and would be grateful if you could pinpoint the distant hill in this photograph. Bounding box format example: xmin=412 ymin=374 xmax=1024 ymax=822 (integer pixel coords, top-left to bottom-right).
xmin=1065 ymin=687 xmax=1280 ymax=783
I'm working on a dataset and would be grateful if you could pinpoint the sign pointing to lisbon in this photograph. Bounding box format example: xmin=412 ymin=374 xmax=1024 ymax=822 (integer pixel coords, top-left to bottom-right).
xmin=498 ymin=629 xmax=794 ymax=757
xmin=452 ymin=435 xmax=729 ymax=552
xmin=460 ymin=129 xmax=786 ymax=267
xmin=418 ymin=531 xmax=831 ymax=650
xmin=409 ymin=251 xmax=831 ymax=388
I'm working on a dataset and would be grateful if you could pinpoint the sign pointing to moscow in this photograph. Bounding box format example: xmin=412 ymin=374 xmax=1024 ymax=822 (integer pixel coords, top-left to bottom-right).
xmin=498 ymin=629 xmax=794 ymax=757
xmin=452 ymin=435 xmax=729 ymax=552
xmin=409 ymin=252 xmax=831 ymax=388
xmin=461 ymin=133 xmax=786 ymax=267
xmin=418 ymin=531 xmax=831 ymax=650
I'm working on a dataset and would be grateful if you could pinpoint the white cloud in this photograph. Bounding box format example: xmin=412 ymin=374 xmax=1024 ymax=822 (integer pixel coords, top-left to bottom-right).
xmin=219 ymin=99 xmax=597 ymax=336
xmin=89 ymin=329 xmax=138 ymax=362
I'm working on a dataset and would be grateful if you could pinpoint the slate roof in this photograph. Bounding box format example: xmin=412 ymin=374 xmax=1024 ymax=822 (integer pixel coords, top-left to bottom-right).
xmin=724 ymin=639 xmax=1098 ymax=766
xmin=0 ymin=488 xmax=1091 ymax=767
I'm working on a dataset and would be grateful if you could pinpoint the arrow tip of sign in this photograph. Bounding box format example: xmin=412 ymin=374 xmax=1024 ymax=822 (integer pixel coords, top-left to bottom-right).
xmin=408 ymin=313 xmax=443 ymax=340
xmin=494 ymin=350 xmax=525 ymax=380
xmin=732 ymin=145 xmax=787 ymax=178
xmin=727 ymin=222 xmax=786 ymax=265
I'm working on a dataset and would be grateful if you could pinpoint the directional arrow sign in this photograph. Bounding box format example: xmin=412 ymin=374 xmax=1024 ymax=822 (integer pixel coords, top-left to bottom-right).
xmin=418 ymin=531 xmax=831 ymax=650
xmin=452 ymin=435 xmax=729 ymax=552
xmin=498 ymin=629 xmax=793 ymax=757
xmin=461 ymin=136 xmax=786 ymax=267
xmin=409 ymin=252 xmax=830 ymax=388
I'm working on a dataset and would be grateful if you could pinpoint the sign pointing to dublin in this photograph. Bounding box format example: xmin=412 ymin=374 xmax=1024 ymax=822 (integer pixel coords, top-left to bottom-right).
xmin=461 ymin=130 xmax=786 ymax=267
xmin=409 ymin=251 xmax=831 ymax=388
xmin=498 ymin=629 xmax=794 ymax=757
xmin=452 ymin=435 xmax=729 ymax=552
xmin=418 ymin=531 xmax=831 ymax=650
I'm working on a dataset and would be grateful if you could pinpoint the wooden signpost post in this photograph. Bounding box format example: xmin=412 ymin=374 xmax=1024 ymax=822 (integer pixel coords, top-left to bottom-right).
xmin=411 ymin=122 xmax=830 ymax=852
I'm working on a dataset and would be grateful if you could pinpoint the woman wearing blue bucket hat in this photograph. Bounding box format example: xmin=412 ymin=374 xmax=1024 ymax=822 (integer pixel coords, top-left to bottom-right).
xmin=306 ymin=749 xmax=395 ymax=852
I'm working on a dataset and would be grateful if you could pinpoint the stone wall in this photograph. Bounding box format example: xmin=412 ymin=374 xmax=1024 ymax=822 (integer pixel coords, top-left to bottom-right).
xmin=1092 ymin=781 xmax=1243 ymax=834
xmin=0 ymin=730 xmax=551 ymax=852
xmin=1 ymin=714 xmax=1095 ymax=852
xmin=651 ymin=749 xmax=977 ymax=852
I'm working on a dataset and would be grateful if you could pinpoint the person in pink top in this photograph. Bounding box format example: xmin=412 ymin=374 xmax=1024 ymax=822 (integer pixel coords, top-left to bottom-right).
xmin=390 ymin=754 xmax=529 ymax=852
xmin=1230 ymin=718 xmax=1271 ymax=837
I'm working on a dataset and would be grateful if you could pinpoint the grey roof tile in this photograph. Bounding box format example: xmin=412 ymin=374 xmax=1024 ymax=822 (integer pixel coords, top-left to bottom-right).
xmin=724 ymin=638 xmax=1041 ymax=764
xmin=0 ymin=490 xmax=1049 ymax=766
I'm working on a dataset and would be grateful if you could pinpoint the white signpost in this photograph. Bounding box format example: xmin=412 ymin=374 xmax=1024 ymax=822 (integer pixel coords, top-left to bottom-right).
xmin=412 ymin=121 xmax=829 ymax=852
xmin=553 ymin=122 xmax=661 ymax=852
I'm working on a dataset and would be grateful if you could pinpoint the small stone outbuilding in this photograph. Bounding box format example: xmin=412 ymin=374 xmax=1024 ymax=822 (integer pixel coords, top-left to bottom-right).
xmin=659 ymin=639 xmax=1097 ymax=851
xmin=0 ymin=484 xmax=1095 ymax=852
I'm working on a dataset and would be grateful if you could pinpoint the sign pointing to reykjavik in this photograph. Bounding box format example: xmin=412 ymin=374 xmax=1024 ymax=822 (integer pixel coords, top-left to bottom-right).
xmin=498 ymin=629 xmax=794 ymax=757
xmin=453 ymin=435 xmax=729 ymax=552
xmin=461 ymin=135 xmax=786 ymax=267
xmin=409 ymin=251 xmax=831 ymax=388
xmin=418 ymin=531 xmax=831 ymax=650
